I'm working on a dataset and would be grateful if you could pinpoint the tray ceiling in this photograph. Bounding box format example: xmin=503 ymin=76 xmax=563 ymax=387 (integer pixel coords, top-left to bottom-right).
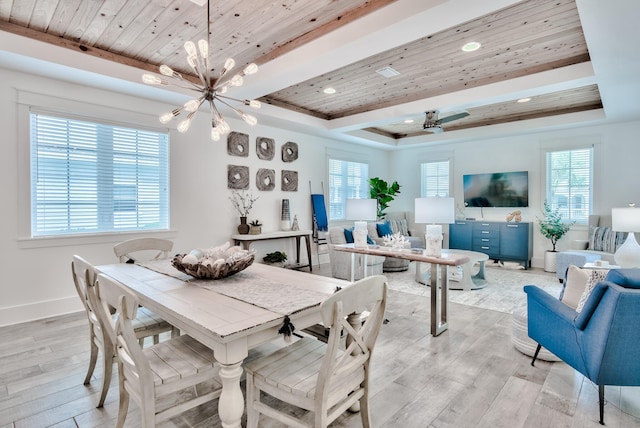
xmin=0 ymin=0 xmax=628 ymax=147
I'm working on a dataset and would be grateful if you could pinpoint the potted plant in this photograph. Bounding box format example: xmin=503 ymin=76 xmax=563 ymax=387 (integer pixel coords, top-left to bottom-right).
xmin=229 ymin=190 xmax=259 ymax=234
xmin=263 ymin=251 xmax=287 ymax=267
xmin=249 ymin=219 xmax=262 ymax=235
xmin=538 ymin=200 xmax=574 ymax=272
xmin=369 ymin=177 xmax=401 ymax=220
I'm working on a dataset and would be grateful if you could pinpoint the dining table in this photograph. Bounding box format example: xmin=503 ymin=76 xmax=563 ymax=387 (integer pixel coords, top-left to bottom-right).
xmin=96 ymin=260 xmax=347 ymax=428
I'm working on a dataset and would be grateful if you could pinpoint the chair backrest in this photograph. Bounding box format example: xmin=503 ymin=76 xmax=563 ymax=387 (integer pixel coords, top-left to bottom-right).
xmin=71 ymin=255 xmax=99 ymax=329
xmin=113 ymin=238 xmax=173 ymax=263
xmin=316 ymin=275 xmax=387 ymax=400
xmin=94 ymin=273 xmax=154 ymax=398
xmin=576 ymin=269 xmax=640 ymax=384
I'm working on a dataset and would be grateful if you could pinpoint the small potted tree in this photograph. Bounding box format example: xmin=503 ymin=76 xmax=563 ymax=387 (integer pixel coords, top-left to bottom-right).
xmin=369 ymin=177 xmax=401 ymax=220
xmin=538 ymin=200 xmax=574 ymax=272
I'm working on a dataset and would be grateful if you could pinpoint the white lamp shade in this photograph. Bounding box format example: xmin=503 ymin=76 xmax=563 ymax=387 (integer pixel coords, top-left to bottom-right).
xmin=612 ymin=207 xmax=640 ymax=232
xmin=345 ymin=198 xmax=377 ymax=221
xmin=414 ymin=197 xmax=455 ymax=224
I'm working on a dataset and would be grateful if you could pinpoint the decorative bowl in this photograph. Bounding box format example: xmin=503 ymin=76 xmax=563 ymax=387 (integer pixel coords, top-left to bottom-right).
xmin=171 ymin=250 xmax=255 ymax=279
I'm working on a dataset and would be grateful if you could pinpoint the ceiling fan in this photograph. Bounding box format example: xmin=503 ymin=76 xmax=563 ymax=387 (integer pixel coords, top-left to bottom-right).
xmin=422 ymin=110 xmax=470 ymax=133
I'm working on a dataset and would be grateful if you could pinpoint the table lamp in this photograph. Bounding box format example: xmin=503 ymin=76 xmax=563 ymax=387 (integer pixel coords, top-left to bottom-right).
xmin=345 ymin=198 xmax=377 ymax=248
xmin=612 ymin=205 xmax=640 ymax=267
xmin=415 ymin=197 xmax=455 ymax=257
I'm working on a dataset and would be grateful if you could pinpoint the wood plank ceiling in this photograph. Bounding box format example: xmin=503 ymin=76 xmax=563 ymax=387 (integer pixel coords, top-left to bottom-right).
xmin=0 ymin=0 xmax=601 ymax=141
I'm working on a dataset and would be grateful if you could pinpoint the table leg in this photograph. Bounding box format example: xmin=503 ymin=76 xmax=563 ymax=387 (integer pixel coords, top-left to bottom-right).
xmin=218 ymin=362 xmax=244 ymax=428
xmin=346 ymin=312 xmax=363 ymax=412
xmin=304 ymin=234 xmax=313 ymax=271
xmin=430 ymin=263 xmax=449 ymax=336
xmin=350 ymin=253 xmax=355 ymax=282
xmin=295 ymin=236 xmax=301 ymax=265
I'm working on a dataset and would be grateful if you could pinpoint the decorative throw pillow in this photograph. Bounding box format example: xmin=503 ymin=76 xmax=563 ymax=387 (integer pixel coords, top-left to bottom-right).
xmin=588 ymin=226 xmax=626 ymax=253
xmin=389 ymin=219 xmax=410 ymax=236
xmin=343 ymin=228 xmax=374 ymax=245
xmin=576 ymin=269 xmax=610 ymax=312
xmin=561 ymin=265 xmax=589 ymax=310
xmin=376 ymin=221 xmax=393 ymax=237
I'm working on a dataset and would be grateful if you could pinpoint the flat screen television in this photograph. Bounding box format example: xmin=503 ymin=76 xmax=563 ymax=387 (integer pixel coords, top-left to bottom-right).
xmin=463 ymin=171 xmax=529 ymax=207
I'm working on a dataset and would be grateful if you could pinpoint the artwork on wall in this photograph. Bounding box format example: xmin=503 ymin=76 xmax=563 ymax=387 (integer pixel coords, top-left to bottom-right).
xmin=281 ymin=170 xmax=298 ymax=191
xmin=281 ymin=141 xmax=298 ymax=162
xmin=256 ymin=137 xmax=275 ymax=160
xmin=227 ymin=165 xmax=250 ymax=189
xmin=256 ymin=168 xmax=276 ymax=191
xmin=227 ymin=132 xmax=249 ymax=157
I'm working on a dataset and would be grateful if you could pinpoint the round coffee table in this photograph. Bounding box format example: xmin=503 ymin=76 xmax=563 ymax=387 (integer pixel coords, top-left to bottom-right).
xmin=415 ymin=249 xmax=489 ymax=290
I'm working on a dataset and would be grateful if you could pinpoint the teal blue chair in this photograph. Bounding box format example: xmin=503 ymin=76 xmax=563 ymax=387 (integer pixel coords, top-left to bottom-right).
xmin=525 ymin=269 xmax=640 ymax=425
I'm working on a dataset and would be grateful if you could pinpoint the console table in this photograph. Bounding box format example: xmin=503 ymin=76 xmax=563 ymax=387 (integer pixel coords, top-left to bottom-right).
xmin=231 ymin=229 xmax=313 ymax=271
xmin=449 ymin=220 xmax=533 ymax=268
xmin=334 ymin=244 xmax=469 ymax=336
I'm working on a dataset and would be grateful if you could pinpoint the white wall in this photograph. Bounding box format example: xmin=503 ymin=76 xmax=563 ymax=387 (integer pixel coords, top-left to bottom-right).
xmin=0 ymin=67 xmax=390 ymax=326
xmin=3 ymin=65 xmax=640 ymax=326
xmin=391 ymin=121 xmax=640 ymax=267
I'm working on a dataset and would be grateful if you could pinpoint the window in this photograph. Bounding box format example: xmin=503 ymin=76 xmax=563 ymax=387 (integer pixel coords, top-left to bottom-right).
xmin=546 ymin=147 xmax=592 ymax=224
xmin=30 ymin=112 xmax=169 ymax=237
xmin=421 ymin=160 xmax=450 ymax=197
xmin=328 ymin=158 xmax=369 ymax=220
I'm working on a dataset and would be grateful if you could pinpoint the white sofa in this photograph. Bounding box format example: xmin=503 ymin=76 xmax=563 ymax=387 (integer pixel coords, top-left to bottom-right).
xmin=555 ymin=214 xmax=625 ymax=282
xmin=326 ymin=227 xmax=384 ymax=280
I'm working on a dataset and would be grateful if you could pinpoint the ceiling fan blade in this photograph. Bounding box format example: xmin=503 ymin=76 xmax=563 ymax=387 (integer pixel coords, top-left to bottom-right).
xmin=437 ymin=111 xmax=470 ymax=124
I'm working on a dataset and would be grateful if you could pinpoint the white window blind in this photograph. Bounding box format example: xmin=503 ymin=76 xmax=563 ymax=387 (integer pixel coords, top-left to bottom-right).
xmin=421 ymin=160 xmax=450 ymax=197
xmin=30 ymin=113 xmax=169 ymax=236
xmin=328 ymin=158 xmax=369 ymax=220
xmin=546 ymin=147 xmax=592 ymax=224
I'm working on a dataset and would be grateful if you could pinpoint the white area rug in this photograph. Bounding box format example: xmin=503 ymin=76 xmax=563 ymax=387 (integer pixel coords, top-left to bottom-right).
xmin=383 ymin=261 xmax=563 ymax=314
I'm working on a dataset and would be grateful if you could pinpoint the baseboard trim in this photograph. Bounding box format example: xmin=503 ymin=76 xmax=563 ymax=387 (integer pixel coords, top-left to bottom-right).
xmin=0 ymin=296 xmax=83 ymax=327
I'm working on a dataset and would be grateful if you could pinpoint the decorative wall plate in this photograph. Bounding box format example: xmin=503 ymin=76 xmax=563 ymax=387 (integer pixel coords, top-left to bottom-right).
xmin=227 ymin=132 xmax=249 ymax=157
xmin=281 ymin=170 xmax=298 ymax=191
xmin=281 ymin=141 xmax=298 ymax=162
xmin=256 ymin=168 xmax=276 ymax=191
xmin=227 ymin=165 xmax=250 ymax=189
xmin=256 ymin=137 xmax=275 ymax=160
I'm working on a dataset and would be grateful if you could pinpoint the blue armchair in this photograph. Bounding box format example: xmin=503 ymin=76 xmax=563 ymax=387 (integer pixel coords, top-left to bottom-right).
xmin=525 ymin=269 xmax=640 ymax=425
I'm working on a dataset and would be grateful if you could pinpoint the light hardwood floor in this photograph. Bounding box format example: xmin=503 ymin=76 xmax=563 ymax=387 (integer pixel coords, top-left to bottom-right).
xmin=1 ymin=264 xmax=640 ymax=427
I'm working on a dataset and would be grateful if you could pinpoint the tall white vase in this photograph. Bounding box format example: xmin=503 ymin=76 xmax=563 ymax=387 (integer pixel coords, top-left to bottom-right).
xmin=544 ymin=250 xmax=557 ymax=273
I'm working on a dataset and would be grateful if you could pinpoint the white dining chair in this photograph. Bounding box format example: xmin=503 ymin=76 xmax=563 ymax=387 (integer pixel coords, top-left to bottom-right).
xmin=244 ymin=275 xmax=388 ymax=428
xmin=72 ymin=255 xmax=173 ymax=408
xmin=93 ymin=272 xmax=221 ymax=428
xmin=113 ymin=237 xmax=174 ymax=264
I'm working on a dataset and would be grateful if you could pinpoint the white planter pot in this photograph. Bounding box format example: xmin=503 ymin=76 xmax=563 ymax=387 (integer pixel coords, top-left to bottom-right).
xmin=544 ymin=251 xmax=558 ymax=273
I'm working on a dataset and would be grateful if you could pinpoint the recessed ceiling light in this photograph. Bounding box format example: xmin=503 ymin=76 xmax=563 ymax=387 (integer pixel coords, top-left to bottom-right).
xmin=376 ymin=66 xmax=400 ymax=78
xmin=461 ymin=42 xmax=481 ymax=52
xmin=517 ymin=97 xmax=531 ymax=103
xmin=404 ymin=119 xmax=414 ymax=124
xmin=323 ymin=87 xmax=336 ymax=94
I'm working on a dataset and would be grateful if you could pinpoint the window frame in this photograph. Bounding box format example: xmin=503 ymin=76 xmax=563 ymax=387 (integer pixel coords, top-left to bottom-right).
xmin=327 ymin=157 xmax=370 ymax=221
xmin=420 ymin=159 xmax=451 ymax=197
xmin=17 ymin=91 xmax=174 ymax=248
xmin=545 ymin=146 xmax=593 ymax=225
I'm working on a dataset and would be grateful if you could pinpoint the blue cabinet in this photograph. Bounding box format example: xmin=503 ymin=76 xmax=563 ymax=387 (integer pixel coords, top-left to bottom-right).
xmin=449 ymin=220 xmax=532 ymax=268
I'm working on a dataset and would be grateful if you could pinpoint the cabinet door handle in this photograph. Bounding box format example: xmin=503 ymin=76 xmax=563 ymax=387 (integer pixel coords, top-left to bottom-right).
xmin=507 ymin=224 xmax=518 ymax=228
xmin=457 ymin=222 xmax=466 ymax=225
xmin=481 ymin=246 xmax=490 ymax=250
xmin=482 ymin=231 xmax=489 ymax=234
xmin=482 ymin=239 xmax=489 ymax=242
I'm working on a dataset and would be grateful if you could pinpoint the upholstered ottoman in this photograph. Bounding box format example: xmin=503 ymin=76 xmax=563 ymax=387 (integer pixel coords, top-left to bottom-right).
xmin=512 ymin=305 xmax=560 ymax=361
xmin=555 ymin=251 xmax=601 ymax=283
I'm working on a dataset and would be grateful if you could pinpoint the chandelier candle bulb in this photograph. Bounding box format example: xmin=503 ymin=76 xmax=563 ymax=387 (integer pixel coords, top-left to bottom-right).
xmin=141 ymin=0 xmax=260 ymax=140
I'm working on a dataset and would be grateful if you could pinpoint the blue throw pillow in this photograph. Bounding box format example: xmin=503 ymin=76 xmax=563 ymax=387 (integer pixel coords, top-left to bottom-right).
xmin=344 ymin=227 xmax=375 ymax=245
xmin=376 ymin=221 xmax=392 ymax=237
xmin=343 ymin=228 xmax=354 ymax=243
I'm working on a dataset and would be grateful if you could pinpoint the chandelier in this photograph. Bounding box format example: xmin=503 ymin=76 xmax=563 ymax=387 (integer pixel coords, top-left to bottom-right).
xmin=141 ymin=0 xmax=260 ymax=141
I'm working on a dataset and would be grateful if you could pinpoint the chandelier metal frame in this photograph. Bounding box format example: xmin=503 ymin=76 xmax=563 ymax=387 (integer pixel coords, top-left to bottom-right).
xmin=142 ymin=0 xmax=260 ymax=141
